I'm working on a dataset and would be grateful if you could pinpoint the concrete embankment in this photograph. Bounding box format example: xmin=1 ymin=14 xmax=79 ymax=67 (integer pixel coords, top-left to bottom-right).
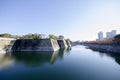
xmin=84 ymin=44 xmax=120 ymax=53
xmin=12 ymin=39 xmax=60 ymax=52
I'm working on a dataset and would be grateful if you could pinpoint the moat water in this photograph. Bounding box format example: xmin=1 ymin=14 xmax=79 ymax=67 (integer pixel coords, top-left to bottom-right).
xmin=0 ymin=45 xmax=120 ymax=80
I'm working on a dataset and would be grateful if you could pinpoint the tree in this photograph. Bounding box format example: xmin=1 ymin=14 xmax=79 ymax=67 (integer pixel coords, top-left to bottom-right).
xmin=49 ymin=34 xmax=58 ymax=40
xmin=114 ymin=34 xmax=120 ymax=39
xmin=18 ymin=33 xmax=42 ymax=39
xmin=32 ymin=34 xmax=42 ymax=39
xmin=0 ymin=33 xmax=12 ymax=38
xmin=113 ymin=34 xmax=120 ymax=43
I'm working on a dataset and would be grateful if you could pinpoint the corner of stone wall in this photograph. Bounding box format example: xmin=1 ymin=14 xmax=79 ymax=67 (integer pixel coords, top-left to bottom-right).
xmin=50 ymin=39 xmax=60 ymax=51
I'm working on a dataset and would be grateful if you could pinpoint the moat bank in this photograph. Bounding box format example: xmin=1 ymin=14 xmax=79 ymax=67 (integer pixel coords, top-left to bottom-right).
xmin=83 ymin=43 xmax=120 ymax=53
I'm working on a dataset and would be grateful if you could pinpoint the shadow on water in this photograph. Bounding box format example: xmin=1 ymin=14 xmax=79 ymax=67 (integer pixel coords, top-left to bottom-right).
xmin=58 ymin=47 xmax=72 ymax=59
xmin=87 ymin=47 xmax=120 ymax=65
xmin=1 ymin=48 xmax=71 ymax=67
xmin=11 ymin=51 xmax=56 ymax=67
xmin=50 ymin=48 xmax=71 ymax=64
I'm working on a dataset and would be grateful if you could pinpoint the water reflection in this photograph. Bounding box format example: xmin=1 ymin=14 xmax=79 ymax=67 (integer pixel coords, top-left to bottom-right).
xmin=87 ymin=47 xmax=120 ymax=65
xmin=11 ymin=51 xmax=55 ymax=67
xmin=51 ymin=48 xmax=72 ymax=63
xmin=1 ymin=46 xmax=120 ymax=80
xmin=0 ymin=53 xmax=14 ymax=70
xmin=1 ymin=48 xmax=70 ymax=67
xmin=66 ymin=47 xmax=72 ymax=54
xmin=58 ymin=47 xmax=72 ymax=59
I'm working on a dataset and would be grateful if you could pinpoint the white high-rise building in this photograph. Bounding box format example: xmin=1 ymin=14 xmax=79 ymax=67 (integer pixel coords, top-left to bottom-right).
xmin=98 ymin=31 xmax=103 ymax=40
xmin=106 ymin=30 xmax=116 ymax=39
xmin=106 ymin=32 xmax=112 ymax=39
xmin=111 ymin=30 xmax=116 ymax=37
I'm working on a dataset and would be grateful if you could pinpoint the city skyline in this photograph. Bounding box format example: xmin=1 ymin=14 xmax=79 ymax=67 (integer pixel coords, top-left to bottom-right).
xmin=0 ymin=0 xmax=120 ymax=41
xmin=97 ymin=30 xmax=117 ymax=41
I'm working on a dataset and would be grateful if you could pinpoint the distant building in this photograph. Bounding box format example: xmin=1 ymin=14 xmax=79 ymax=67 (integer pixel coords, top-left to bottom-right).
xmin=106 ymin=30 xmax=116 ymax=39
xmin=106 ymin=32 xmax=112 ymax=39
xmin=97 ymin=30 xmax=117 ymax=41
xmin=111 ymin=30 xmax=116 ymax=37
xmin=98 ymin=31 xmax=103 ymax=40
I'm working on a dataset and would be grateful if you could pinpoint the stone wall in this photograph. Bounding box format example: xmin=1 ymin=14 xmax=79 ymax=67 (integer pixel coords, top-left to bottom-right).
xmin=0 ymin=37 xmax=15 ymax=53
xmin=57 ymin=40 xmax=68 ymax=48
xmin=66 ymin=40 xmax=72 ymax=47
xmin=12 ymin=39 xmax=60 ymax=52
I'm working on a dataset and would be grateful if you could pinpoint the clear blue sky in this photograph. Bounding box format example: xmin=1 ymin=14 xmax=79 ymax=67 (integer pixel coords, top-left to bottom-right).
xmin=0 ymin=0 xmax=120 ymax=41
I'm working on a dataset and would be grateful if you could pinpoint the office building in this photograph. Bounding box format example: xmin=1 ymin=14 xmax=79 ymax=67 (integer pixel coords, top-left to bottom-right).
xmin=98 ymin=31 xmax=103 ymax=40
xmin=106 ymin=30 xmax=116 ymax=39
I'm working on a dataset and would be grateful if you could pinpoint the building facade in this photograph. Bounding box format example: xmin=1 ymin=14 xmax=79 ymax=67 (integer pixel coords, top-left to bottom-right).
xmin=98 ymin=31 xmax=103 ymax=40
xmin=106 ymin=30 xmax=116 ymax=39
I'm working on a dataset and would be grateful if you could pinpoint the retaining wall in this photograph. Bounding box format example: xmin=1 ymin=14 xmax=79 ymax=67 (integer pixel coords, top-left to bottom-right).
xmin=12 ymin=39 xmax=60 ymax=52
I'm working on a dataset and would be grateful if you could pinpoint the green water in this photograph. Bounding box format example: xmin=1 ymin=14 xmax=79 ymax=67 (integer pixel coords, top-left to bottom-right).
xmin=0 ymin=45 xmax=120 ymax=80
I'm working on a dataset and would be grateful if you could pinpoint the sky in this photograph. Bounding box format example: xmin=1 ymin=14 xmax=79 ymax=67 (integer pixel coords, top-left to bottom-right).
xmin=0 ymin=0 xmax=120 ymax=41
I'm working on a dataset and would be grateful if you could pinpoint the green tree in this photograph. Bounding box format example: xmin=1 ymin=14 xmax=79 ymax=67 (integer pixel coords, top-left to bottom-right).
xmin=49 ymin=34 xmax=58 ymax=40
xmin=113 ymin=34 xmax=120 ymax=43
xmin=18 ymin=33 xmax=42 ymax=39
xmin=114 ymin=34 xmax=120 ymax=39
xmin=0 ymin=33 xmax=12 ymax=38
xmin=32 ymin=34 xmax=42 ymax=39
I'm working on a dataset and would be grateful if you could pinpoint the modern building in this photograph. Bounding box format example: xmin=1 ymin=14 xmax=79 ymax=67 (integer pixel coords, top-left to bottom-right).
xmin=106 ymin=30 xmax=116 ymax=39
xmin=97 ymin=30 xmax=117 ymax=40
xmin=98 ymin=31 xmax=103 ymax=40
xmin=106 ymin=32 xmax=112 ymax=39
xmin=111 ymin=30 xmax=116 ymax=37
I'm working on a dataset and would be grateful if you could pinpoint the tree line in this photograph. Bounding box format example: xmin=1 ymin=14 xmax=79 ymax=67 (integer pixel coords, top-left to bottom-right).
xmin=0 ymin=33 xmax=59 ymax=40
